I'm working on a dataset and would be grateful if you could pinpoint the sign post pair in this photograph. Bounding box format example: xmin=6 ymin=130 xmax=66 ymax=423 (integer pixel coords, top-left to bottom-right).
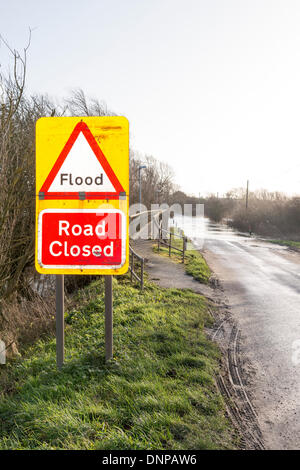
xmin=35 ymin=117 xmax=129 ymax=367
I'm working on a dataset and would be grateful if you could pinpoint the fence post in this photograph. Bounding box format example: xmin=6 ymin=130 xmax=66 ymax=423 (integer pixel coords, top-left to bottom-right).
xmin=130 ymin=251 xmax=133 ymax=282
xmin=169 ymin=232 xmax=172 ymax=257
xmin=158 ymin=222 xmax=161 ymax=252
xmin=183 ymin=236 xmax=187 ymax=263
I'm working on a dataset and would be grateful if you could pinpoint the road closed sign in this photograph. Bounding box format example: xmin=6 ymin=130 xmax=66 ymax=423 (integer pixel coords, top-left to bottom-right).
xmin=35 ymin=117 xmax=129 ymax=275
xmin=38 ymin=209 xmax=126 ymax=270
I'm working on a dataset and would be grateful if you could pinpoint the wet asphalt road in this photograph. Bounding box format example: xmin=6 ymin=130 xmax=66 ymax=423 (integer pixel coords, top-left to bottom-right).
xmin=177 ymin=217 xmax=300 ymax=449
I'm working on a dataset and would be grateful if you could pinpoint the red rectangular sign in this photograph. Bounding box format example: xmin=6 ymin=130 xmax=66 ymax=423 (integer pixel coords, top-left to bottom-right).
xmin=37 ymin=209 xmax=125 ymax=270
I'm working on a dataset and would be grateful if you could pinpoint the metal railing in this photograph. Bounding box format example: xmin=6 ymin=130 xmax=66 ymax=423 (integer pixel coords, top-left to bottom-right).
xmin=157 ymin=221 xmax=187 ymax=263
xmin=128 ymin=209 xmax=166 ymax=289
xmin=129 ymin=245 xmax=144 ymax=289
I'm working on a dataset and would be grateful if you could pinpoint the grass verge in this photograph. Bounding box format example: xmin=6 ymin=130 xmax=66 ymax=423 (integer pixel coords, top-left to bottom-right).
xmin=0 ymin=276 xmax=235 ymax=450
xmin=269 ymin=239 xmax=300 ymax=250
xmin=153 ymin=231 xmax=211 ymax=284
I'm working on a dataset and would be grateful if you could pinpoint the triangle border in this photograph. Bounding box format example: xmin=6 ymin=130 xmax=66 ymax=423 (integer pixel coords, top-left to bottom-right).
xmin=40 ymin=121 xmax=125 ymax=200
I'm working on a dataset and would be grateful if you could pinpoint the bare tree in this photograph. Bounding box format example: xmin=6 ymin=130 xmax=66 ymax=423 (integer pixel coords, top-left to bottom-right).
xmin=65 ymin=89 xmax=115 ymax=116
xmin=129 ymin=151 xmax=175 ymax=207
xmin=0 ymin=36 xmax=67 ymax=298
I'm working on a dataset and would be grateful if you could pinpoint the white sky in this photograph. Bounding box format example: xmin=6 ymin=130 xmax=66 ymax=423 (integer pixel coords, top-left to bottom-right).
xmin=1 ymin=0 xmax=300 ymax=196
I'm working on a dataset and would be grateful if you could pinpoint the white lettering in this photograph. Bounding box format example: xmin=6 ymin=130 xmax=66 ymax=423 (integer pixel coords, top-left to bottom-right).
xmin=64 ymin=241 xmax=69 ymax=256
xmin=72 ymin=224 xmax=82 ymax=236
xmin=59 ymin=220 xmax=70 ymax=236
xmin=83 ymin=224 xmax=93 ymax=236
xmin=103 ymin=242 xmax=113 ymax=257
xmin=48 ymin=241 xmax=114 ymax=258
xmin=92 ymin=246 xmax=102 ymax=257
xmin=95 ymin=221 xmax=105 ymax=237
xmin=70 ymin=245 xmax=80 ymax=257
xmin=82 ymin=245 xmax=91 ymax=257
xmin=49 ymin=241 xmax=62 ymax=256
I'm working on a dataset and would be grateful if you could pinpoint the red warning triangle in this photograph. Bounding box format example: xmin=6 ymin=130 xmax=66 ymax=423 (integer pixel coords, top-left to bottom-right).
xmin=39 ymin=121 xmax=125 ymax=200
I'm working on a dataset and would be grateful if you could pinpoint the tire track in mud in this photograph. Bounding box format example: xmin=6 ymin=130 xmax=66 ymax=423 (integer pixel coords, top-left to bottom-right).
xmin=211 ymin=320 xmax=264 ymax=450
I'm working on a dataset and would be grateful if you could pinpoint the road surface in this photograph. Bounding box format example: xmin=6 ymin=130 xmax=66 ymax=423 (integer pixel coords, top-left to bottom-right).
xmin=180 ymin=217 xmax=300 ymax=450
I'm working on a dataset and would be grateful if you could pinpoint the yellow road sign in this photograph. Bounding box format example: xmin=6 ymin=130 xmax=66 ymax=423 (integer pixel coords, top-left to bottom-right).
xmin=35 ymin=116 xmax=129 ymax=275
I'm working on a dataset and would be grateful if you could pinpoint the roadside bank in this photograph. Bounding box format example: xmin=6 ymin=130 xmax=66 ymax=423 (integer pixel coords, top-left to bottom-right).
xmin=0 ymin=272 xmax=236 ymax=450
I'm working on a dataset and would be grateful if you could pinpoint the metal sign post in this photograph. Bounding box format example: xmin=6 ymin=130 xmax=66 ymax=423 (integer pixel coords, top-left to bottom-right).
xmin=35 ymin=117 xmax=129 ymax=367
xmin=105 ymin=275 xmax=113 ymax=361
xmin=55 ymin=274 xmax=64 ymax=369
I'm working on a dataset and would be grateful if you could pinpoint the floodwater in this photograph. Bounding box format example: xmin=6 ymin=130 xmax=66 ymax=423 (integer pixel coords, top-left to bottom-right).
xmin=174 ymin=215 xmax=300 ymax=450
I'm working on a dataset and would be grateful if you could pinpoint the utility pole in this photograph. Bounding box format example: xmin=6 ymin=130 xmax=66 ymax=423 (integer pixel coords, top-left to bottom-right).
xmin=138 ymin=164 xmax=147 ymax=212
xmin=246 ymin=180 xmax=249 ymax=209
xmin=155 ymin=188 xmax=162 ymax=204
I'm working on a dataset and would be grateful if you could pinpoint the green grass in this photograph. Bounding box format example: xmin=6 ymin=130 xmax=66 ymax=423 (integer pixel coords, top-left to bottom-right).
xmin=269 ymin=239 xmax=300 ymax=249
xmin=0 ymin=276 xmax=235 ymax=450
xmin=153 ymin=231 xmax=211 ymax=284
